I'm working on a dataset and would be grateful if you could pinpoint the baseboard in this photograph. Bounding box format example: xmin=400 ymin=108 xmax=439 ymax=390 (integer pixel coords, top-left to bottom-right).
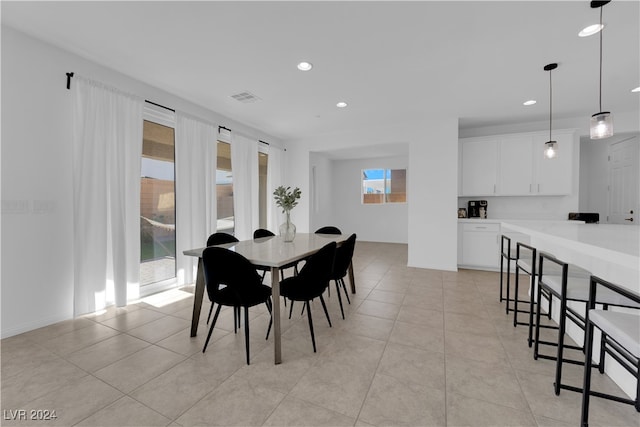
xmin=1 ymin=312 xmax=72 ymax=339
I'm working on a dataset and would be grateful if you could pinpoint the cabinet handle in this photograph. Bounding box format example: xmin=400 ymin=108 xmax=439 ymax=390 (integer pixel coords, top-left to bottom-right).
xmin=538 ymin=184 xmax=540 ymax=193
xmin=493 ymin=184 xmax=496 ymax=193
xmin=476 ymin=226 xmax=487 ymax=229
xmin=529 ymin=183 xmax=532 ymax=193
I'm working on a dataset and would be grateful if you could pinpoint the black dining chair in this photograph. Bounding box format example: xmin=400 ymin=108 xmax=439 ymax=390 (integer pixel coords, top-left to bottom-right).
xmin=329 ymin=233 xmax=357 ymax=319
xmin=201 ymin=247 xmax=273 ymax=365
xmin=205 ymin=232 xmax=239 ymax=325
xmin=280 ymin=241 xmax=337 ymax=352
xmin=315 ymin=226 xmax=342 ymax=235
xmin=253 ymin=228 xmax=299 ymax=282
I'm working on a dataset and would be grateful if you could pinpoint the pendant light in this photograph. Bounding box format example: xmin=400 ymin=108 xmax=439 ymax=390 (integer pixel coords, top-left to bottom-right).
xmin=544 ymin=63 xmax=558 ymax=159
xmin=590 ymin=0 xmax=613 ymax=139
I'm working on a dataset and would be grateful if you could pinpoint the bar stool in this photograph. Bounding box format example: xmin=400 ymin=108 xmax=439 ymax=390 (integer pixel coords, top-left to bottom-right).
xmin=581 ymin=275 xmax=640 ymax=426
xmin=534 ymin=253 xmax=639 ymax=396
xmin=499 ymin=235 xmax=517 ymax=307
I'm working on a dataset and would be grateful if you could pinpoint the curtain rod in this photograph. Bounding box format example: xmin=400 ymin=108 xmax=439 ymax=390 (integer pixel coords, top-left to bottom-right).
xmin=66 ymin=72 xmax=74 ymax=89
xmin=145 ymin=100 xmax=175 ymax=113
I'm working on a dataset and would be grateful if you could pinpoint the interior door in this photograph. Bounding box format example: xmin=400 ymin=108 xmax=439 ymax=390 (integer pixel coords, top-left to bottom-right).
xmin=608 ymin=136 xmax=639 ymax=224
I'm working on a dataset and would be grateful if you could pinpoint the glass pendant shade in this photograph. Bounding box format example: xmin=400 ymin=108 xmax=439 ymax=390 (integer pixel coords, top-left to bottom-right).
xmin=544 ymin=141 xmax=558 ymax=159
xmin=590 ymin=111 xmax=613 ymax=139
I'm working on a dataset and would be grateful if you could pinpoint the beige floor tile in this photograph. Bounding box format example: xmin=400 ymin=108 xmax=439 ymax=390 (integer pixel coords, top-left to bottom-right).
xmin=175 ymin=375 xmax=286 ymax=426
xmin=39 ymin=323 xmax=120 ymax=356
xmin=445 ymin=354 xmax=529 ymax=411
xmin=1 ymin=355 xmax=88 ymax=409
xmin=377 ymin=342 xmax=446 ymax=390
xmin=2 ymin=375 xmax=122 ymax=426
xmin=66 ymin=333 xmax=150 ymax=372
xmin=320 ymin=332 xmax=386 ymax=371
xmin=358 ymin=373 xmax=446 ymax=427
xmin=397 ymin=305 xmax=444 ymax=329
xmin=444 ymin=311 xmax=497 ymax=336
xmin=129 ymin=358 xmax=223 ymax=420
xmin=156 ymin=327 xmax=229 ymax=357
xmin=366 ymin=289 xmax=405 ymax=305
xmin=290 ymin=359 xmax=374 ymax=418
xmin=94 ymin=345 xmax=185 ymax=393
xmin=356 ymin=299 xmax=401 ymax=320
xmin=446 ymin=392 xmax=536 ymax=427
xmin=1 ymin=340 xmax=60 ymax=380
xmin=75 ymin=396 xmax=171 ymax=426
xmin=99 ymin=307 xmax=166 ymax=331
xmin=444 ymin=330 xmax=508 ymax=365
xmin=21 ymin=317 xmax=96 ymax=343
xmin=263 ymin=395 xmax=356 ymax=426
xmin=126 ymin=315 xmax=191 ymax=343
xmin=338 ymin=313 xmax=394 ymax=341
xmin=389 ymin=321 xmax=445 ymax=353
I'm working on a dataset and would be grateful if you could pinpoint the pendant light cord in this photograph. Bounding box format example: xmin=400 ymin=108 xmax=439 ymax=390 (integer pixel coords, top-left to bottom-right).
xmin=549 ymin=68 xmax=553 ymax=141
xmin=598 ymin=5 xmax=603 ymax=112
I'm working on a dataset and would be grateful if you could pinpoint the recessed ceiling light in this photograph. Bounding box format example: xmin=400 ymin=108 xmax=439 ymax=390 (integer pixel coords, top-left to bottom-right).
xmin=297 ymin=61 xmax=313 ymax=71
xmin=523 ymin=100 xmax=537 ymax=106
xmin=579 ymin=23 xmax=604 ymax=37
xmin=632 ymin=86 xmax=640 ymax=93
xmin=336 ymin=101 xmax=348 ymax=108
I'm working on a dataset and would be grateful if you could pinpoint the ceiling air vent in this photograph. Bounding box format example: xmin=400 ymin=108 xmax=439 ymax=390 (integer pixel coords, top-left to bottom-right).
xmin=230 ymin=91 xmax=262 ymax=104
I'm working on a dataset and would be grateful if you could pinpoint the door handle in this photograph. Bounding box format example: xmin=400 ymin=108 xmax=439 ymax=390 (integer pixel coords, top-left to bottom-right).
xmin=624 ymin=217 xmax=634 ymax=222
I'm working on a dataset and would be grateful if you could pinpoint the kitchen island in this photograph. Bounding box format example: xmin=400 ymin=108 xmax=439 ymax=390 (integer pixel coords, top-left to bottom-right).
xmin=501 ymin=220 xmax=639 ymax=398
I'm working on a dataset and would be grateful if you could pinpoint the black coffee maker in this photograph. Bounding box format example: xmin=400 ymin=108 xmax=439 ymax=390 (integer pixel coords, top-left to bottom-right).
xmin=468 ymin=200 xmax=488 ymax=218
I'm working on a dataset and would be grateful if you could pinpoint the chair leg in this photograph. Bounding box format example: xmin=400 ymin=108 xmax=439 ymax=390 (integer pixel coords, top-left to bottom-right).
xmin=207 ymin=302 xmax=215 ymax=324
xmin=534 ymin=284 xmax=543 ymax=360
xmin=244 ymin=307 xmax=250 ymax=365
xmin=499 ymin=254 xmax=505 ymax=302
xmin=554 ymin=294 xmax=568 ymax=395
xmin=319 ymin=294 xmax=332 ymax=328
xmin=335 ymin=280 xmax=345 ymax=319
xmin=513 ymin=268 xmax=520 ymax=326
xmin=265 ymin=299 xmax=273 ymax=340
xmin=306 ymin=301 xmax=317 ymax=353
xmin=580 ymin=321 xmax=596 ymax=427
xmin=203 ymin=304 xmax=222 ymax=353
xmin=507 ymin=265 xmax=515 ymax=315
xmin=527 ymin=275 xmax=537 ymax=347
xmin=289 ymin=300 xmax=294 ymax=319
xmin=340 ymin=278 xmax=351 ymax=304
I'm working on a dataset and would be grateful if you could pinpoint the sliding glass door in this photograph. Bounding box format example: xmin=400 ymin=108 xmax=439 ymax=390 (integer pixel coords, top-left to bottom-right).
xmin=140 ymin=119 xmax=176 ymax=285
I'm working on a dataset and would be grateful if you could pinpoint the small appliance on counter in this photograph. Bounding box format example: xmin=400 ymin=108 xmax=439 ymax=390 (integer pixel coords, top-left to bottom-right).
xmin=468 ymin=200 xmax=488 ymax=219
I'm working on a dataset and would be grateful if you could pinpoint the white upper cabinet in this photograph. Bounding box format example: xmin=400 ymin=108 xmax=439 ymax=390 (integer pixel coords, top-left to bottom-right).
xmin=460 ymin=138 xmax=498 ymax=196
xmin=532 ymin=131 xmax=574 ymax=195
xmin=460 ymin=129 xmax=576 ymax=196
xmin=498 ymin=134 xmax=534 ymax=195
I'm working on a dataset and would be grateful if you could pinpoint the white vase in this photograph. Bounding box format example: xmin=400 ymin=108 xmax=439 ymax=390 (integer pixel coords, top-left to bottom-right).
xmin=279 ymin=211 xmax=296 ymax=242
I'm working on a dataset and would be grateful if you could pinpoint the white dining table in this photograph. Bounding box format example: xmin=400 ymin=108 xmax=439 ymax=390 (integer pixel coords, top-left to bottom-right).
xmin=183 ymin=233 xmax=354 ymax=364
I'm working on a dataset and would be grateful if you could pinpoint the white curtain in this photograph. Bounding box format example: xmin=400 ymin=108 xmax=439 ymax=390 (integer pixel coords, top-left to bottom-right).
xmin=230 ymin=133 xmax=259 ymax=241
xmin=266 ymin=145 xmax=286 ymax=232
xmin=175 ymin=113 xmax=217 ymax=285
xmin=72 ymin=76 xmax=143 ymax=315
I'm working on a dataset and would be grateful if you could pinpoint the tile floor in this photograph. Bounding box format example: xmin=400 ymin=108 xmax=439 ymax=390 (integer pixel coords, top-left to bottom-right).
xmin=1 ymin=242 xmax=638 ymax=426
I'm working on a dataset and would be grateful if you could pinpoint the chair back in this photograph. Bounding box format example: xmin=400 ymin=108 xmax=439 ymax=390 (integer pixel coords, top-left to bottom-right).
xmin=202 ymin=247 xmax=263 ymax=305
xmin=253 ymin=229 xmax=275 ymax=239
xmin=298 ymin=242 xmax=337 ymax=292
xmin=207 ymin=232 xmax=239 ymax=247
xmin=315 ymin=226 xmax=341 ymax=235
xmin=332 ymin=233 xmax=356 ymax=279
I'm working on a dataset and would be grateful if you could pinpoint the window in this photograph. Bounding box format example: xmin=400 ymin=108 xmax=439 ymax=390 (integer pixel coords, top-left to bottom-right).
xmin=216 ymin=140 xmax=234 ymax=233
xmin=362 ymin=168 xmax=407 ymax=204
xmin=258 ymin=151 xmax=268 ymax=228
xmin=140 ymin=119 xmax=176 ymax=286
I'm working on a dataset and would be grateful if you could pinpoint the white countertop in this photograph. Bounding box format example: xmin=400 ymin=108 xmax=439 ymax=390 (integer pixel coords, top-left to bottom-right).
xmin=500 ymin=220 xmax=639 ymax=269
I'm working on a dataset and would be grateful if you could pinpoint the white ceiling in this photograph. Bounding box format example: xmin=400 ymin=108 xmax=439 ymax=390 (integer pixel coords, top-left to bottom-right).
xmin=2 ymin=1 xmax=639 ymax=144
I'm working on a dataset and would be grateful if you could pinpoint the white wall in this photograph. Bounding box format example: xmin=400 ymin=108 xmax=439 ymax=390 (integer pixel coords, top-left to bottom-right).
xmin=1 ymin=26 xmax=282 ymax=338
xmin=329 ymin=156 xmax=408 ymax=243
xmin=286 ymin=120 xmax=459 ymax=271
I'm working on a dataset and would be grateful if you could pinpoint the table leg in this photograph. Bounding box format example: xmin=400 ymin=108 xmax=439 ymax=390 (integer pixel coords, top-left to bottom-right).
xmin=190 ymin=258 xmax=205 ymax=337
xmin=271 ymin=266 xmax=282 ymax=364
xmin=348 ymin=260 xmax=356 ymax=294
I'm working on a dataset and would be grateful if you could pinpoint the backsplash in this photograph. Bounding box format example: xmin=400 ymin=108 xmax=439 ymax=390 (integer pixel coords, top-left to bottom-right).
xmin=458 ymin=196 xmax=579 ymax=221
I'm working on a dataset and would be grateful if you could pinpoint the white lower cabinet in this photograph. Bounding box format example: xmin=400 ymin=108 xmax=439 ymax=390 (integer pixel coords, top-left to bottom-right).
xmin=458 ymin=222 xmax=500 ymax=270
